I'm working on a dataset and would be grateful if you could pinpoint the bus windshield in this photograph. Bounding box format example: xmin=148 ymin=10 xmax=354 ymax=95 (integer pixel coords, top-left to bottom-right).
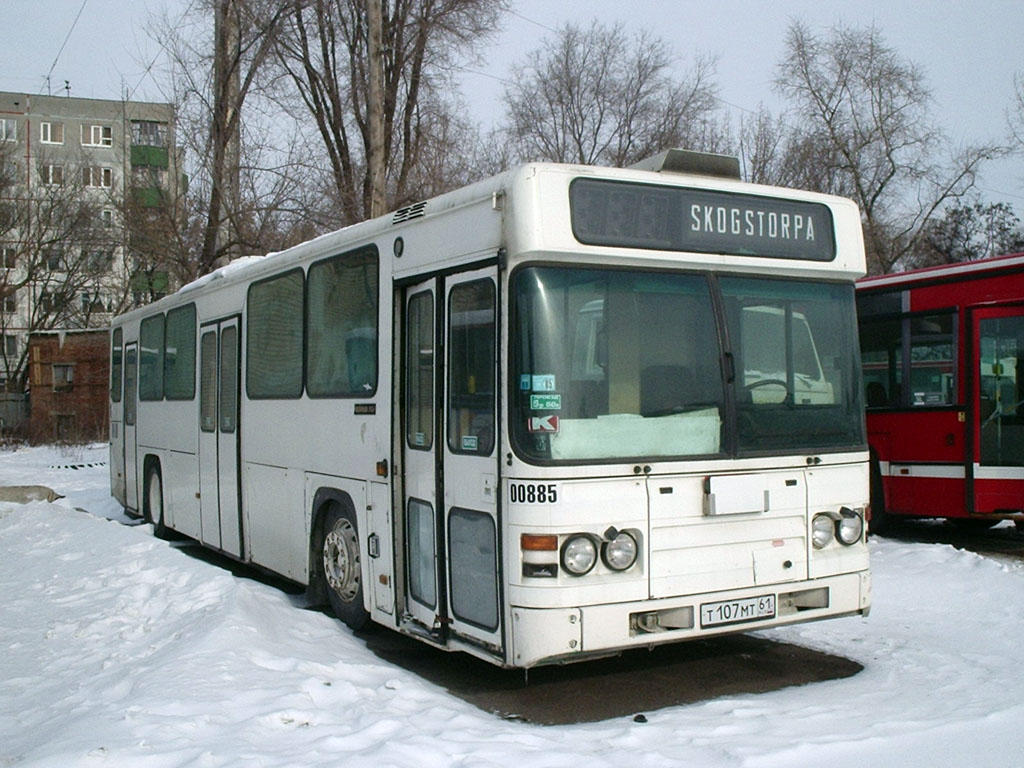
xmin=511 ymin=266 xmax=864 ymax=462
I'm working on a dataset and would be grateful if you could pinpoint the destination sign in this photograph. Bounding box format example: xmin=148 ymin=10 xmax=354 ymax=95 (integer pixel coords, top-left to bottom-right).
xmin=570 ymin=178 xmax=836 ymax=262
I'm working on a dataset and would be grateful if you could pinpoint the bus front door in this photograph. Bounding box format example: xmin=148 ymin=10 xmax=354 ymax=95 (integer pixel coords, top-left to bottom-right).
xmin=401 ymin=267 xmax=503 ymax=656
xmin=198 ymin=317 xmax=242 ymax=557
xmin=442 ymin=268 xmax=501 ymax=651
xmin=972 ymin=306 xmax=1024 ymax=515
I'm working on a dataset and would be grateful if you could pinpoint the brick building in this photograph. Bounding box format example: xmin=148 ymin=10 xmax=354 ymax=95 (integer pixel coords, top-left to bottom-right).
xmin=27 ymin=329 xmax=108 ymax=443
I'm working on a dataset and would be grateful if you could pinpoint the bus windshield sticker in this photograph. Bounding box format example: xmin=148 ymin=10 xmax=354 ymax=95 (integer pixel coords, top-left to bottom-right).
xmin=530 ymin=394 xmax=561 ymax=410
xmin=532 ymin=374 xmax=556 ymax=391
xmin=528 ymin=415 xmax=560 ymax=433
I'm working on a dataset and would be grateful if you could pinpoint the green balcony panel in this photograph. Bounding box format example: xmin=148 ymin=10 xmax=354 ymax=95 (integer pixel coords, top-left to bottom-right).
xmin=131 ymin=145 xmax=169 ymax=168
xmin=134 ymin=187 xmax=164 ymax=208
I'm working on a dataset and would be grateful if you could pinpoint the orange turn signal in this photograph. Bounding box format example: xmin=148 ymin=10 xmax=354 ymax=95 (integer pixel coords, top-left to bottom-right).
xmin=520 ymin=533 xmax=558 ymax=551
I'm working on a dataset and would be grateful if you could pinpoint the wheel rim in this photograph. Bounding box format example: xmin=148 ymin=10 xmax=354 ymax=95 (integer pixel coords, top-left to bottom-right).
xmin=323 ymin=517 xmax=360 ymax=603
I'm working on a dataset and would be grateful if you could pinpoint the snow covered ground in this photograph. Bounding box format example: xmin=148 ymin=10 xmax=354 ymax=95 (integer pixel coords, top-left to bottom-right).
xmin=2 ymin=443 xmax=1023 ymax=767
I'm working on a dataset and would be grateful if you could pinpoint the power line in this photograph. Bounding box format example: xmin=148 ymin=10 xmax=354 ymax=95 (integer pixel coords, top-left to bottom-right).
xmin=124 ymin=0 xmax=201 ymax=104
xmin=42 ymin=0 xmax=90 ymax=95
xmin=508 ymin=9 xmax=558 ymax=34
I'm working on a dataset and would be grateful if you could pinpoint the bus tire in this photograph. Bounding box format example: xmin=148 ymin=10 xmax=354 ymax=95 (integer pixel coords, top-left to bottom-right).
xmin=951 ymin=517 xmax=999 ymax=530
xmin=868 ymin=451 xmax=891 ymax=535
xmin=144 ymin=463 xmax=171 ymax=540
xmin=321 ymin=504 xmax=370 ymax=631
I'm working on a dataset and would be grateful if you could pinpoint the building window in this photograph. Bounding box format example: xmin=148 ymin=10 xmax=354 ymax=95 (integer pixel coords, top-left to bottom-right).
xmin=130 ymin=120 xmax=167 ymax=147
xmin=3 ymin=335 xmax=17 ymax=357
xmin=0 ymin=159 xmax=17 ymax=186
xmin=80 ymin=291 xmax=106 ymax=313
xmin=82 ymin=124 xmax=112 ymax=147
xmin=101 ymin=209 xmax=114 ymax=227
xmin=82 ymin=166 xmax=112 ymax=188
xmin=41 ymin=164 xmax=64 ymax=186
xmin=0 ymin=201 xmax=18 ymax=229
xmin=84 ymin=250 xmax=113 ymax=272
xmin=0 ymin=118 xmax=16 ymax=142
xmin=40 ymin=122 xmax=64 ymax=144
xmin=3 ymin=292 xmax=16 ymax=313
xmin=53 ymin=364 xmax=74 ymax=391
xmin=2 ymin=247 xmax=14 ymax=270
xmin=44 ymin=249 xmax=63 ymax=270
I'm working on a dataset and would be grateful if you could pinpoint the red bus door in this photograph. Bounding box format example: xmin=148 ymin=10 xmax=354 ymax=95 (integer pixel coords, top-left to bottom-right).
xmin=972 ymin=306 xmax=1024 ymax=515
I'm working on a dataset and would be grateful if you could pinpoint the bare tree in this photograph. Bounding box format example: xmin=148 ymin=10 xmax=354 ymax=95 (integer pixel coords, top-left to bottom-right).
xmin=737 ymin=107 xmax=782 ymax=186
xmin=905 ymin=199 xmax=1024 ymax=268
xmin=155 ymin=0 xmax=293 ymax=278
xmin=775 ymin=21 xmax=999 ymax=274
xmin=273 ymin=0 xmax=509 ymax=225
xmin=203 ymin=0 xmax=289 ymax=273
xmin=1009 ymin=72 xmax=1024 ymax=172
xmin=501 ymin=21 xmax=721 ymax=167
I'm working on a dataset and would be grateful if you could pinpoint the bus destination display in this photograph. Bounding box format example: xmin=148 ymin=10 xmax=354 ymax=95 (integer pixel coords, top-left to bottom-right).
xmin=571 ymin=178 xmax=836 ymax=261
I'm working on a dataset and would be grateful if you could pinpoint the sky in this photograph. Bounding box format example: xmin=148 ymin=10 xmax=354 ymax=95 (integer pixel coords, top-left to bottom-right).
xmin=4 ymin=444 xmax=1024 ymax=765
xmin=2 ymin=0 xmax=1023 ymax=206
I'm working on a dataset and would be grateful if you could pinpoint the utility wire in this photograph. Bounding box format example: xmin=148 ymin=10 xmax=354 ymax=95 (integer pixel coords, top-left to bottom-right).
xmin=42 ymin=0 xmax=90 ymax=95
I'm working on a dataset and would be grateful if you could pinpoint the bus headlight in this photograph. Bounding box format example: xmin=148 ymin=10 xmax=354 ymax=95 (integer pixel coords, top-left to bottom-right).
xmin=561 ymin=535 xmax=598 ymax=575
xmin=811 ymin=514 xmax=834 ymax=549
xmin=602 ymin=531 xmax=638 ymax=571
xmin=837 ymin=507 xmax=864 ymax=545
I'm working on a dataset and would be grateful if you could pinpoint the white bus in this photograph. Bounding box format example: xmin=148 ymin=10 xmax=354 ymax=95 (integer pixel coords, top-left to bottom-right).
xmin=109 ymin=150 xmax=871 ymax=669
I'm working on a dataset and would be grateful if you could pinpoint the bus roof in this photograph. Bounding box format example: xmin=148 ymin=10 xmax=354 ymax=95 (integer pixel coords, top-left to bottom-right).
xmin=114 ymin=158 xmax=865 ymax=325
xmin=857 ymin=252 xmax=1024 ymax=291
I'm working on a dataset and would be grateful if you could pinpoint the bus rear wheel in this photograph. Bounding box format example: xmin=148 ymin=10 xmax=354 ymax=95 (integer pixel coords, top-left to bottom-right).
xmin=321 ymin=506 xmax=370 ymax=631
xmin=144 ymin=464 xmax=170 ymax=540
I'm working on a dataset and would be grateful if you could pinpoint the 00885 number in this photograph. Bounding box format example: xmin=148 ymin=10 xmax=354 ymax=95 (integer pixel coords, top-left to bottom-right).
xmin=509 ymin=483 xmax=559 ymax=504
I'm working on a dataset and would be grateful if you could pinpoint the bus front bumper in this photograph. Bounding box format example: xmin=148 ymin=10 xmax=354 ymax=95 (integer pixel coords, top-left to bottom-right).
xmin=508 ymin=570 xmax=870 ymax=668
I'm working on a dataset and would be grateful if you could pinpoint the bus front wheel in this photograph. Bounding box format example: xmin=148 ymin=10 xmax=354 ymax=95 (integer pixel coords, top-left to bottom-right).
xmin=321 ymin=505 xmax=370 ymax=631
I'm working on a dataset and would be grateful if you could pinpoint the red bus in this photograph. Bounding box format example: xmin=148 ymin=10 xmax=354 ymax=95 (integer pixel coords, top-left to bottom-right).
xmin=857 ymin=253 xmax=1024 ymax=530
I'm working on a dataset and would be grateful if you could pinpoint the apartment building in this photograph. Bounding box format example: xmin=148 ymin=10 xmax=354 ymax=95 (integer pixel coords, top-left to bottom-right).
xmin=0 ymin=91 xmax=181 ymax=393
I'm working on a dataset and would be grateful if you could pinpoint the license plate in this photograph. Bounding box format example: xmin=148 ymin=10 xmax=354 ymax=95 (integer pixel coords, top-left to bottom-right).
xmin=700 ymin=594 xmax=776 ymax=627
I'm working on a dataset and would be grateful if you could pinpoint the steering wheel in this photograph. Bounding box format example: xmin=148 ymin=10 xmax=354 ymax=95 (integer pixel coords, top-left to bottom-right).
xmin=744 ymin=378 xmax=789 ymax=390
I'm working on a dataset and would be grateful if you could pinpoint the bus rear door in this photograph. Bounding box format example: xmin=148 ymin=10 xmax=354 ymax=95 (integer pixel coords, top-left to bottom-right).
xmin=198 ymin=317 xmax=242 ymax=557
xmin=972 ymin=306 xmax=1024 ymax=514
xmin=124 ymin=343 xmax=138 ymax=513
